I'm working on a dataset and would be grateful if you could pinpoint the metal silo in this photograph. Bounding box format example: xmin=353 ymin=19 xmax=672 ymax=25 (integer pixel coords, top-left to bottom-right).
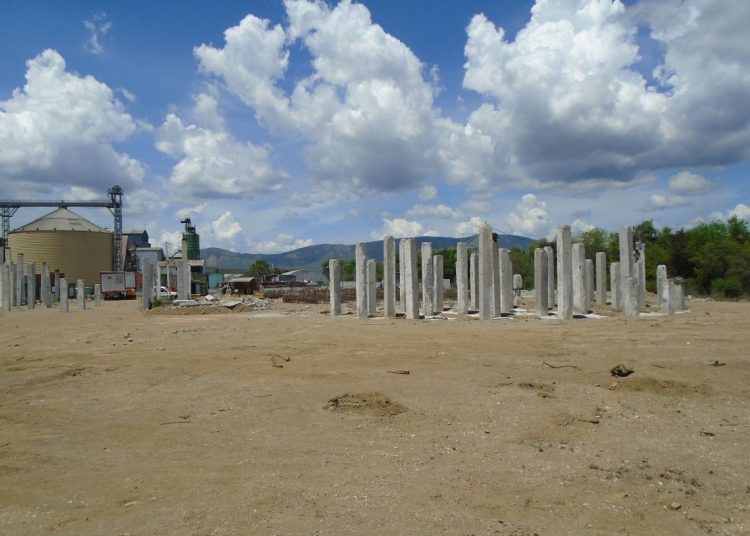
xmin=8 ymin=207 xmax=113 ymax=286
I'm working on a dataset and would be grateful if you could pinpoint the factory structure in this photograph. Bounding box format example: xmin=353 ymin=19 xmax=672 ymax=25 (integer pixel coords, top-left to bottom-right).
xmin=0 ymin=186 xmax=205 ymax=297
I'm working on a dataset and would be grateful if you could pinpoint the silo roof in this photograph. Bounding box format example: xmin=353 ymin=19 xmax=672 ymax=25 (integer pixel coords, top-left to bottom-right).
xmin=12 ymin=207 xmax=110 ymax=233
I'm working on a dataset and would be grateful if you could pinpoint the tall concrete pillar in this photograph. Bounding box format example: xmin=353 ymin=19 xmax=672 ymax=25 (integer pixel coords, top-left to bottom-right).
xmin=1 ymin=265 xmax=10 ymax=312
xmin=383 ymin=236 xmax=396 ymax=318
xmin=10 ymin=263 xmax=17 ymax=307
xmin=585 ymin=258 xmax=594 ymax=309
xmin=60 ymin=278 xmax=69 ymax=313
xmin=398 ymin=239 xmax=406 ymax=313
xmin=403 ymin=238 xmax=419 ymax=319
xmin=142 ymin=260 xmax=153 ymax=311
xmin=27 ymin=262 xmax=36 ymax=310
xmin=95 ymin=284 xmax=102 ymax=306
xmin=16 ymin=254 xmax=24 ymax=306
xmin=433 ymin=255 xmax=444 ymax=314
xmin=534 ymin=248 xmax=548 ymax=317
xmin=184 ymin=260 xmax=192 ymax=298
xmin=478 ymin=223 xmax=494 ymax=320
xmin=556 ymin=225 xmax=573 ymax=320
xmin=619 ymin=226 xmax=635 ymax=304
xmin=367 ymin=259 xmax=377 ymax=315
xmin=155 ymin=263 xmax=162 ymax=291
xmin=667 ymin=279 xmax=676 ymax=315
xmin=492 ymin=246 xmax=501 ymax=317
xmin=572 ymin=243 xmax=586 ymax=315
xmin=421 ymin=242 xmax=434 ymax=316
xmin=499 ymin=248 xmax=513 ymax=314
xmin=610 ymin=262 xmax=621 ymax=308
xmin=513 ymin=273 xmax=523 ymax=307
xmin=53 ymin=271 xmax=60 ymax=303
xmin=76 ymin=279 xmax=85 ymax=311
xmin=456 ymin=242 xmax=468 ymax=314
xmin=0 ymin=264 xmax=5 ymax=308
xmin=544 ymin=246 xmax=555 ymax=307
xmin=355 ymin=242 xmax=368 ymax=319
xmin=657 ymin=265 xmax=671 ymax=314
xmin=674 ymin=278 xmax=685 ymax=311
xmin=41 ymin=263 xmax=52 ymax=308
xmin=595 ymin=252 xmax=607 ymax=304
xmin=469 ymin=250 xmax=479 ymax=311
xmin=329 ymin=259 xmax=341 ymax=316
xmin=623 ymin=276 xmax=640 ymax=317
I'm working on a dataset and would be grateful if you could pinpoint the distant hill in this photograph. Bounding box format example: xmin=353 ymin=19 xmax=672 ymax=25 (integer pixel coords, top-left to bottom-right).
xmin=201 ymin=233 xmax=535 ymax=271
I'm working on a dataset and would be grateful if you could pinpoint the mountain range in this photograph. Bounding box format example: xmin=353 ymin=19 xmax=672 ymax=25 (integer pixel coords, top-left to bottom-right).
xmin=201 ymin=234 xmax=535 ymax=272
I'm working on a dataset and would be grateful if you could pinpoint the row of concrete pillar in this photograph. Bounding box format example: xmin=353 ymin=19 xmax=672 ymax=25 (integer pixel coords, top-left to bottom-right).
xmin=0 ymin=262 xmax=92 ymax=314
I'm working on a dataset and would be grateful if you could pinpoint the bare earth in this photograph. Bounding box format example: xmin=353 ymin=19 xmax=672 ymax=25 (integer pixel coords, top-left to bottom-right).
xmin=1 ymin=297 xmax=749 ymax=535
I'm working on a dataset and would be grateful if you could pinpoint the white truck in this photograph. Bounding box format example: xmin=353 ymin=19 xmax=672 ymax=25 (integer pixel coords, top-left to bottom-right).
xmin=100 ymin=271 xmax=137 ymax=299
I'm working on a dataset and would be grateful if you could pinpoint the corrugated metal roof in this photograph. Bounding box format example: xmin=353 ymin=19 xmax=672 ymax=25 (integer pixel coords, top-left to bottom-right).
xmin=12 ymin=207 xmax=109 ymax=233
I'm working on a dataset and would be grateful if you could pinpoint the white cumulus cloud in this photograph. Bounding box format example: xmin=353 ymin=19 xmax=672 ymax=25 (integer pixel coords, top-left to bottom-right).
xmin=249 ymin=233 xmax=314 ymax=254
xmin=667 ymin=171 xmax=711 ymax=195
xmin=371 ymin=218 xmax=436 ymax=239
xmin=455 ymin=217 xmax=485 ymax=236
xmin=506 ymin=194 xmax=549 ymax=237
xmin=211 ymin=211 xmax=243 ymax=241
xmin=645 ymin=193 xmax=690 ymax=210
xmin=406 ymin=203 xmax=463 ymax=220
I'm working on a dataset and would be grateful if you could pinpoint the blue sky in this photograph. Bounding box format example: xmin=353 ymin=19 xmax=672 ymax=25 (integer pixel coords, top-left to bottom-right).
xmin=1 ymin=0 xmax=748 ymax=254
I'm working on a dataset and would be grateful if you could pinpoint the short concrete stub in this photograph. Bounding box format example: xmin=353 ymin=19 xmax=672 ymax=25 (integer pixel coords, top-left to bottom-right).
xmin=469 ymin=251 xmax=479 ymax=311
xmin=456 ymin=242 xmax=468 ymax=314
xmin=623 ymin=276 xmax=640 ymax=318
xmin=383 ymin=236 xmax=396 ymax=318
xmin=667 ymin=279 xmax=677 ymax=314
xmin=478 ymin=223 xmax=493 ymax=320
xmin=556 ymin=225 xmax=573 ymax=320
xmin=60 ymin=278 xmax=69 ymax=313
xmin=95 ymin=284 xmax=102 ymax=307
xmin=572 ymin=243 xmax=586 ymax=315
xmin=367 ymin=259 xmax=377 ymax=315
xmin=142 ymin=260 xmax=153 ymax=311
xmin=76 ymin=279 xmax=85 ymax=311
xmin=534 ymin=248 xmax=548 ymax=317
xmin=656 ymin=265 xmax=669 ymax=314
xmin=355 ymin=242 xmax=368 ymax=319
xmin=544 ymin=246 xmax=555 ymax=307
xmin=512 ymin=273 xmax=522 ymax=307
xmin=421 ymin=242 xmax=434 ymax=316
xmin=329 ymin=259 xmax=341 ymax=316
xmin=433 ymin=254 xmax=444 ymax=314
xmin=403 ymin=238 xmax=420 ymax=319
xmin=674 ymin=278 xmax=686 ymax=311
xmin=595 ymin=252 xmax=607 ymax=304
xmin=610 ymin=262 xmax=621 ymax=308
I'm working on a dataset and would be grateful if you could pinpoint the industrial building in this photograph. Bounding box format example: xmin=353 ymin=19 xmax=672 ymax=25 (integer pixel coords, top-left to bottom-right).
xmin=7 ymin=207 xmax=113 ymax=286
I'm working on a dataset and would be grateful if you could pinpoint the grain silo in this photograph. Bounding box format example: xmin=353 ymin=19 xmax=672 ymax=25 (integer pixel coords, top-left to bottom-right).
xmin=8 ymin=207 xmax=113 ymax=286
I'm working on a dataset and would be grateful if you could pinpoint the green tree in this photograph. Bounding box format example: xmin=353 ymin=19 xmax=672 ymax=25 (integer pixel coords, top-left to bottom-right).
xmin=247 ymin=259 xmax=272 ymax=277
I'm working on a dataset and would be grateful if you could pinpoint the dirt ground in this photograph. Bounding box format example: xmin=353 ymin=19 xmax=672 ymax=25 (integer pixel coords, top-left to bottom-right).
xmin=1 ymin=296 xmax=749 ymax=535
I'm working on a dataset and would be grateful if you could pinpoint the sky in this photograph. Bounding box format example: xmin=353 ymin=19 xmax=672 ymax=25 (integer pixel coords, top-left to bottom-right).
xmin=1 ymin=0 xmax=748 ymax=255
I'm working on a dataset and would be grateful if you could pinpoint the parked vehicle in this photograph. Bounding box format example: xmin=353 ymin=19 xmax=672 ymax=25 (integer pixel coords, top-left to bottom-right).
xmin=159 ymin=286 xmax=177 ymax=298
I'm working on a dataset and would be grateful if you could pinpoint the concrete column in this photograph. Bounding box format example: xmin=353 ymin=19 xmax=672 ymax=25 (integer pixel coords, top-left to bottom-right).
xmin=76 ymin=279 xmax=85 ymax=311
xmin=41 ymin=263 xmax=52 ymax=308
xmin=534 ymin=248 xmax=548 ymax=317
xmin=595 ymin=252 xmax=607 ymax=304
xmin=499 ymin=248 xmax=513 ymax=314
xmin=469 ymin=251 xmax=479 ymax=311
xmin=398 ymin=239 xmax=406 ymax=313
xmin=421 ymin=242 xmax=434 ymax=316
xmin=403 ymin=238 xmax=419 ymax=319
xmin=355 ymin=242 xmax=368 ymax=319
xmin=637 ymin=243 xmax=646 ymax=307
xmin=456 ymin=242 xmax=468 ymax=314
xmin=60 ymin=278 xmax=69 ymax=313
xmin=513 ymin=274 xmax=523 ymax=307
xmin=27 ymin=262 xmax=36 ymax=310
xmin=1 ymin=265 xmax=10 ymax=312
xmin=657 ymin=266 xmax=671 ymax=315
xmin=544 ymin=246 xmax=555 ymax=307
xmin=433 ymin=254 xmax=444 ymax=314
xmin=674 ymin=278 xmax=685 ymax=311
xmin=619 ymin=226 xmax=635 ymax=303
xmin=95 ymin=284 xmax=102 ymax=306
xmin=53 ymin=271 xmax=60 ymax=303
xmin=184 ymin=260 xmax=192 ymax=298
xmin=383 ymin=236 xmax=396 ymax=318
xmin=478 ymin=223 xmax=494 ymax=320
xmin=0 ymin=264 xmax=5 ymax=308
xmin=329 ymin=259 xmax=341 ymax=316
xmin=585 ymin=258 xmax=594 ymax=309
xmin=16 ymin=254 xmax=24 ymax=306
xmin=155 ymin=263 xmax=162 ymax=291
xmin=623 ymin=276 xmax=640 ymax=317
xmin=492 ymin=246 xmax=501 ymax=317
xmin=556 ymin=225 xmax=573 ymax=320
xmin=10 ymin=263 xmax=17 ymax=307
xmin=610 ymin=262 xmax=621 ymax=308
xmin=667 ymin=279 xmax=677 ymax=314
xmin=367 ymin=259 xmax=377 ymax=315
xmin=142 ymin=260 xmax=153 ymax=311
xmin=572 ymin=243 xmax=586 ymax=315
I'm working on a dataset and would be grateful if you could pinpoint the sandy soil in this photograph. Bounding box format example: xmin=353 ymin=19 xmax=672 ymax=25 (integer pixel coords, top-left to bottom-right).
xmin=1 ymin=296 xmax=749 ymax=535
